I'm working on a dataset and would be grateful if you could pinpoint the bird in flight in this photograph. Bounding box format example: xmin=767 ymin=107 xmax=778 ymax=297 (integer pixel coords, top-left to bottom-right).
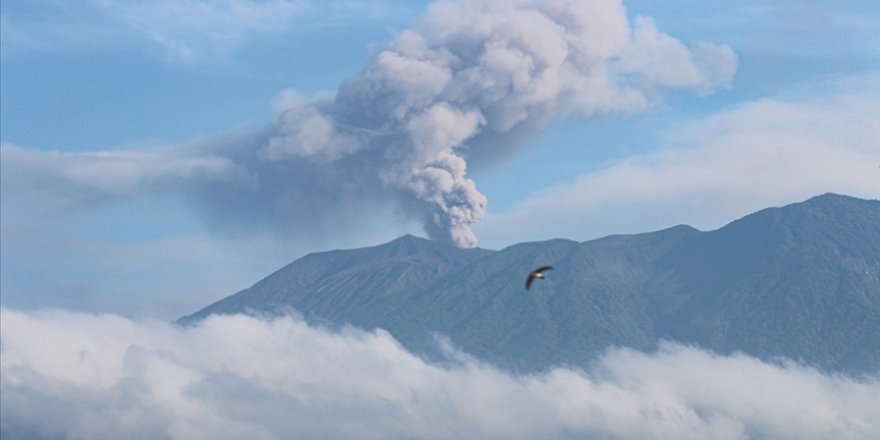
xmin=525 ymin=266 xmax=553 ymax=290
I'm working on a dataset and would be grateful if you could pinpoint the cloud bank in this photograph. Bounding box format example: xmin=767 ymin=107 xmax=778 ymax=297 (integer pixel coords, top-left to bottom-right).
xmin=0 ymin=0 xmax=736 ymax=248
xmin=1 ymin=307 xmax=878 ymax=440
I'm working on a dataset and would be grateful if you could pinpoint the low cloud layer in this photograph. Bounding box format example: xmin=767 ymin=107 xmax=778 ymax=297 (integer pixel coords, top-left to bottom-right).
xmin=0 ymin=143 xmax=246 ymax=200
xmin=2 ymin=307 xmax=878 ymax=439
xmin=0 ymin=0 xmax=736 ymax=248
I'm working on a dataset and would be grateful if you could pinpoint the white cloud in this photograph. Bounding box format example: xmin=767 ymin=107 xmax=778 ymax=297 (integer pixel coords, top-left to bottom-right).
xmin=476 ymin=75 xmax=880 ymax=245
xmin=1 ymin=308 xmax=878 ymax=439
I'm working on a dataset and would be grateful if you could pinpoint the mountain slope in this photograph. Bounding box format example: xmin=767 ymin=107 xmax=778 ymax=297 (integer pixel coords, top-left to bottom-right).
xmin=185 ymin=234 xmax=494 ymax=323
xmin=181 ymin=194 xmax=880 ymax=374
xmin=651 ymin=194 xmax=880 ymax=372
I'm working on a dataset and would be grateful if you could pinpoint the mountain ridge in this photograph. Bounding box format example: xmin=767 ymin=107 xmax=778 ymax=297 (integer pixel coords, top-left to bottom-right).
xmin=181 ymin=193 xmax=880 ymax=374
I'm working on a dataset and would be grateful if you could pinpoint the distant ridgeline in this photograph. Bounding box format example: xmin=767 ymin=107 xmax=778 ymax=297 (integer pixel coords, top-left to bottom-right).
xmin=180 ymin=194 xmax=880 ymax=375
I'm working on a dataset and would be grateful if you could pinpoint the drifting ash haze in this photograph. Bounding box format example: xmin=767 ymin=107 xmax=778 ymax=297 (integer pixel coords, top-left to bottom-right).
xmin=1 ymin=308 xmax=878 ymax=440
xmin=0 ymin=0 xmax=735 ymax=248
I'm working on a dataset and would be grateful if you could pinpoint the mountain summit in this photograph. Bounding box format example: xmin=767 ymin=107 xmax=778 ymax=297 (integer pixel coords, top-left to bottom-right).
xmin=181 ymin=194 xmax=880 ymax=374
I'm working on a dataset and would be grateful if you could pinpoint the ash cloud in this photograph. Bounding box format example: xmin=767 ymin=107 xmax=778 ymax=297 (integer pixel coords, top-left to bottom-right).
xmin=2 ymin=307 xmax=878 ymax=440
xmin=1 ymin=0 xmax=736 ymax=247
xmin=257 ymin=0 xmax=735 ymax=247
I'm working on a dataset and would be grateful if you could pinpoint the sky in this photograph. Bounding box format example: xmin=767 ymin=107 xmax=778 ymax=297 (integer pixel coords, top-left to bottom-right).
xmin=1 ymin=0 xmax=879 ymax=319
xmin=1 ymin=1 xmax=879 ymax=438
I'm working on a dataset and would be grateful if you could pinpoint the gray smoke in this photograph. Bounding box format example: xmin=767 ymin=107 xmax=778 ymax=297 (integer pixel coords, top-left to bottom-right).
xmin=1 ymin=0 xmax=736 ymax=247
xmin=255 ymin=0 xmax=735 ymax=247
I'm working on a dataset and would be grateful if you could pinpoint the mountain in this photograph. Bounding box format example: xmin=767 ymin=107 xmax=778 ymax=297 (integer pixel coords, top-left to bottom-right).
xmin=180 ymin=194 xmax=880 ymax=374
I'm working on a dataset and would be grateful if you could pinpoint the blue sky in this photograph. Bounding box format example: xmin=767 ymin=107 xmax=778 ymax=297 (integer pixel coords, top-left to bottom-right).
xmin=1 ymin=0 xmax=878 ymax=319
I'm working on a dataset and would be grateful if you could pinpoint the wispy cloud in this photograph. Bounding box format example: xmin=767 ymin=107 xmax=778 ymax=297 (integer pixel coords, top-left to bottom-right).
xmin=476 ymin=74 xmax=880 ymax=245
xmin=0 ymin=0 xmax=307 ymax=62
xmin=623 ymin=1 xmax=880 ymax=60
xmin=2 ymin=308 xmax=878 ymax=439
xmin=738 ymin=2 xmax=880 ymax=58
xmin=0 ymin=142 xmax=249 ymax=201
xmin=90 ymin=0 xmax=307 ymax=62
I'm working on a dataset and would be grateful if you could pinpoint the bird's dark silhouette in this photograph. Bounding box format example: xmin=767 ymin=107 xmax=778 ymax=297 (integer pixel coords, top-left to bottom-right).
xmin=525 ymin=266 xmax=553 ymax=289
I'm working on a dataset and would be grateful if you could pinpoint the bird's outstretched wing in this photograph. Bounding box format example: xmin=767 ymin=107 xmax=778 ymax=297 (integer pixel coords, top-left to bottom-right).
xmin=525 ymin=266 xmax=554 ymax=289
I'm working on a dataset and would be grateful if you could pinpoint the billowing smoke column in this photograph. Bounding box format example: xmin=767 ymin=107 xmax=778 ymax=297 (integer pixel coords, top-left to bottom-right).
xmin=1 ymin=0 xmax=736 ymax=248
xmin=261 ymin=0 xmax=736 ymax=247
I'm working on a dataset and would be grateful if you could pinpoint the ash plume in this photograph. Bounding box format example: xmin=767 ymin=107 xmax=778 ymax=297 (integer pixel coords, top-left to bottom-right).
xmin=1 ymin=0 xmax=737 ymax=247
xmin=258 ymin=0 xmax=735 ymax=247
